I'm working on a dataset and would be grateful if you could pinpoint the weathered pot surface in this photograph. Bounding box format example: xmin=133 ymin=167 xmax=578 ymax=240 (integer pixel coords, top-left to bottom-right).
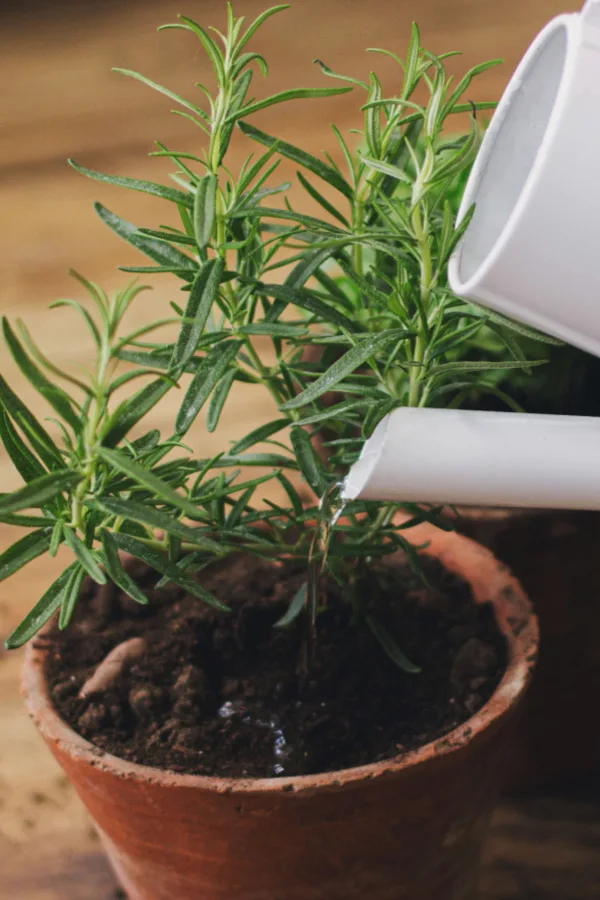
xmin=456 ymin=506 xmax=600 ymax=791
xmin=22 ymin=522 xmax=537 ymax=900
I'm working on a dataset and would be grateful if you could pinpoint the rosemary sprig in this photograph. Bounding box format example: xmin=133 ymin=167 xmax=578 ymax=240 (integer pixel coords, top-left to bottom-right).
xmin=1 ymin=7 xmax=546 ymax=660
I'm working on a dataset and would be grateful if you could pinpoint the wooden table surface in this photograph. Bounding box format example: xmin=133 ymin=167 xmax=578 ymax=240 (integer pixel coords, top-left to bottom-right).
xmin=2 ymin=0 xmax=597 ymax=895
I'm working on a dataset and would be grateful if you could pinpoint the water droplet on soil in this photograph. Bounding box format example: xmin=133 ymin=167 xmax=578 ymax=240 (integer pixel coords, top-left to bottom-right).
xmin=218 ymin=700 xmax=246 ymax=719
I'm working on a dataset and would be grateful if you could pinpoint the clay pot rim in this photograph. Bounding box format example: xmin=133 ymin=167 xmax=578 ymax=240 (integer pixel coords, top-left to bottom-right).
xmin=21 ymin=522 xmax=538 ymax=796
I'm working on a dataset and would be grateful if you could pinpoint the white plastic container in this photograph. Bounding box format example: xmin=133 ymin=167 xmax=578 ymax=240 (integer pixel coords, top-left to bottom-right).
xmin=448 ymin=0 xmax=600 ymax=358
xmin=343 ymin=408 xmax=600 ymax=509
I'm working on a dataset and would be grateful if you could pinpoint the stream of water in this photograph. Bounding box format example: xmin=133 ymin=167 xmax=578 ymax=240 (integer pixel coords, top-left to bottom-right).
xmin=304 ymin=482 xmax=347 ymax=665
xmin=212 ymin=485 xmax=350 ymax=775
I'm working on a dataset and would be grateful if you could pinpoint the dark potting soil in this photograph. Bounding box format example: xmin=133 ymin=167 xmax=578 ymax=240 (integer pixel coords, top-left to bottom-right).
xmin=43 ymin=555 xmax=506 ymax=778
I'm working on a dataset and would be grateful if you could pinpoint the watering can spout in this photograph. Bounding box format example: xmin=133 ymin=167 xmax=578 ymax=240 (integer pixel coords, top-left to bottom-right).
xmin=346 ymin=1 xmax=600 ymax=513
xmin=343 ymin=408 xmax=600 ymax=510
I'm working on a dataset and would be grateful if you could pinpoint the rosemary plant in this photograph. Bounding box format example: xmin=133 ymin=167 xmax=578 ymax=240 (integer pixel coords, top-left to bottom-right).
xmin=1 ymin=6 xmax=542 ymax=663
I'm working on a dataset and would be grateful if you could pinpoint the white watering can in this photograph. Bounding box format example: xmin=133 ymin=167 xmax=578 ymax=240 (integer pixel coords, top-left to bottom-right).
xmin=345 ymin=0 xmax=600 ymax=509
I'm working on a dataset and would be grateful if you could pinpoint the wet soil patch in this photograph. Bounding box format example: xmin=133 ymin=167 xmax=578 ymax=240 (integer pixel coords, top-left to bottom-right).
xmin=44 ymin=554 xmax=506 ymax=777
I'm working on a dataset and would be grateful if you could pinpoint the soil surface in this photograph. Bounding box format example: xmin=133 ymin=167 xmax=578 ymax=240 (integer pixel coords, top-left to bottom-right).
xmin=43 ymin=555 xmax=506 ymax=778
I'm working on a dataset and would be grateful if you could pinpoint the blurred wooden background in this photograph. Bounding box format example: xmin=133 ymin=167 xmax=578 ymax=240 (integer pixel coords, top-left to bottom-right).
xmin=2 ymin=1 xmax=596 ymax=895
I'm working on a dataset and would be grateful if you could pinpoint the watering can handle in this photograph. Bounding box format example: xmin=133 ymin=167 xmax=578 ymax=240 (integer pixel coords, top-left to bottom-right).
xmin=583 ymin=0 xmax=600 ymax=27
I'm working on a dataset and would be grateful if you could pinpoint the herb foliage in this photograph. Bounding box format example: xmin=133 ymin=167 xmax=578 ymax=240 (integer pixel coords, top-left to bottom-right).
xmin=2 ymin=6 xmax=541 ymax=657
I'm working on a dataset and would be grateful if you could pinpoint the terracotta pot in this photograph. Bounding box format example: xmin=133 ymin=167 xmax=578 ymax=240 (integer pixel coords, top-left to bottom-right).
xmin=455 ymin=507 xmax=600 ymax=792
xmin=22 ymin=523 xmax=537 ymax=900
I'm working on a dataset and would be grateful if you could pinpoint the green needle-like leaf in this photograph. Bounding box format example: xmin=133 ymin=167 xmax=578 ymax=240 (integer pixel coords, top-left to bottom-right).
xmin=98 ymin=447 xmax=205 ymax=520
xmin=195 ymin=471 xmax=277 ymax=504
xmin=225 ymin=485 xmax=256 ymax=529
xmin=0 ymin=406 xmax=46 ymax=484
xmin=228 ymin=86 xmax=352 ymax=123
xmin=112 ymin=67 xmax=206 ymax=115
xmin=0 ymin=529 xmax=52 ymax=581
xmin=0 ymin=513 xmax=51 ymax=528
xmin=111 ymin=533 xmax=229 ymax=611
xmin=171 ymin=257 xmax=225 ymax=373
xmin=274 ymin=582 xmax=307 ymax=628
xmin=295 ymin=399 xmax=365 ymax=426
xmin=229 ymin=419 xmax=290 ymax=455
xmin=176 ymin=340 xmax=242 ymax=435
xmin=256 ymin=283 xmax=356 ymax=330
xmin=2 ymin=319 xmax=80 ymax=431
xmin=193 ymin=173 xmax=218 ymax=250
xmin=428 ymin=359 xmax=548 ymax=377
xmin=5 ymin=563 xmax=79 ymax=649
xmin=236 ymin=5 xmax=290 ymax=53
xmin=0 ymin=374 xmax=64 ymax=470
xmin=49 ymin=519 xmax=63 ymax=557
xmin=170 ymin=17 xmax=225 ymax=82
xmin=101 ymin=378 xmax=172 ymax=447
xmin=237 ymin=323 xmax=307 ymax=337
xmin=296 ymin=171 xmax=350 ymax=227
xmin=69 ymin=161 xmax=193 ymax=207
xmin=189 ymin=453 xmax=298 ymax=470
xmin=98 ymin=497 xmax=223 ymax=551
xmin=432 ymin=380 xmax=526 ymax=414
xmin=276 ymin=473 xmax=304 ymax=518
xmin=465 ymin=307 xmax=564 ymax=345
xmin=361 ymin=156 xmax=413 ymax=185
xmin=290 ymin=427 xmax=325 ymax=495
xmin=232 ymin=204 xmax=342 ymax=234
xmin=366 ymin=614 xmax=421 ymax=674
xmin=58 ymin=565 xmax=87 ymax=630
xmin=283 ymin=330 xmax=412 ymax=410
xmin=238 ymin=121 xmax=353 ymax=198
xmin=94 ymin=204 xmax=197 ymax=273
xmin=206 ymin=369 xmax=236 ymax=433
xmin=0 ymin=471 xmax=80 ymax=516
xmin=63 ymin=527 xmax=106 ymax=584
xmin=100 ymin=531 xmax=149 ymax=605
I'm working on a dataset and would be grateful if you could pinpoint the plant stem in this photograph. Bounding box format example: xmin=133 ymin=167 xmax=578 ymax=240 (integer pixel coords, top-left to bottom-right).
xmin=352 ymin=165 xmax=380 ymax=276
xmin=408 ymin=197 xmax=432 ymax=408
xmin=70 ymin=331 xmax=112 ymax=531
xmin=352 ymin=194 xmax=365 ymax=276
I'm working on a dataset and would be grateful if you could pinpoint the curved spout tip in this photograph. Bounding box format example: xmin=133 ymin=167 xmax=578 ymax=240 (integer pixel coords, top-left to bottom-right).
xmin=342 ymin=415 xmax=390 ymax=501
xmin=341 ymin=407 xmax=600 ymax=510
